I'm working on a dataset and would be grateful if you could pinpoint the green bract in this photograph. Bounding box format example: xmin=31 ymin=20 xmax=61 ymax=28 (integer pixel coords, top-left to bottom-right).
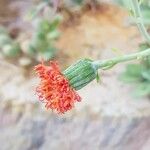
xmin=63 ymin=59 xmax=98 ymax=90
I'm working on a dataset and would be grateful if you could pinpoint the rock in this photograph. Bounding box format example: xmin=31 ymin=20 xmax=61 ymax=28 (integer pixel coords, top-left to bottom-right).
xmin=0 ymin=103 xmax=150 ymax=150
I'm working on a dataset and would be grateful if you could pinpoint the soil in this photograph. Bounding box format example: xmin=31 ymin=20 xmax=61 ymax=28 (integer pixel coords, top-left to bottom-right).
xmin=56 ymin=4 xmax=140 ymax=67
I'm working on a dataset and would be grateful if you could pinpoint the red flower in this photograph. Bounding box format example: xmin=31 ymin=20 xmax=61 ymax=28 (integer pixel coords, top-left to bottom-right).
xmin=34 ymin=61 xmax=81 ymax=114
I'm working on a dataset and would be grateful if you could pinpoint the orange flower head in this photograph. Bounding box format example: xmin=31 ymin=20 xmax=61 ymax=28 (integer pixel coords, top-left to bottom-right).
xmin=34 ymin=61 xmax=81 ymax=114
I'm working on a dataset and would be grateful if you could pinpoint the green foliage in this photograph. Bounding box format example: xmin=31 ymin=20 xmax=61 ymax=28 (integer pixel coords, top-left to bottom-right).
xmin=28 ymin=16 xmax=61 ymax=61
xmin=120 ymin=43 xmax=150 ymax=98
xmin=0 ymin=1 xmax=62 ymax=64
xmin=116 ymin=0 xmax=150 ymax=98
xmin=0 ymin=27 xmax=21 ymax=58
xmin=73 ymin=0 xmax=84 ymax=5
xmin=24 ymin=0 xmax=62 ymax=62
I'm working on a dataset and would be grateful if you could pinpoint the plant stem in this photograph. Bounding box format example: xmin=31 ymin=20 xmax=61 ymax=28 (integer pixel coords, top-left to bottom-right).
xmin=93 ymin=0 xmax=150 ymax=70
xmin=132 ymin=0 xmax=150 ymax=44
xmin=93 ymin=48 xmax=150 ymax=69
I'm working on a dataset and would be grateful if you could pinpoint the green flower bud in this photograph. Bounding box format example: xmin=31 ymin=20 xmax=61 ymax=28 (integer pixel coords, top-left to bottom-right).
xmin=63 ymin=59 xmax=98 ymax=90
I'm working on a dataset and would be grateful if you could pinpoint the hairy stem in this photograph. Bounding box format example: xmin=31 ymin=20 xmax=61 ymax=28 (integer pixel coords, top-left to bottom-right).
xmin=93 ymin=48 xmax=150 ymax=69
xmin=132 ymin=0 xmax=150 ymax=44
xmin=93 ymin=0 xmax=150 ymax=70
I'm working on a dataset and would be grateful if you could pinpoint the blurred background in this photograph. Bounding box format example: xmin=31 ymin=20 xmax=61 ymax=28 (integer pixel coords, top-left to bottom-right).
xmin=0 ymin=0 xmax=150 ymax=150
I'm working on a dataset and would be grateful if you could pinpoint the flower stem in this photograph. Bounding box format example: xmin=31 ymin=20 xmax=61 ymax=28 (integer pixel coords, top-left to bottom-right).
xmin=93 ymin=0 xmax=150 ymax=70
xmin=132 ymin=0 xmax=150 ymax=44
xmin=93 ymin=48 xmax=150 ymax=69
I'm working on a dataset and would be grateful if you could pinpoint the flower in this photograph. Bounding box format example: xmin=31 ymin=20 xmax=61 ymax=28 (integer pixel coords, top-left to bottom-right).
xmin=34 ymin=61 xmax=81 ymax=114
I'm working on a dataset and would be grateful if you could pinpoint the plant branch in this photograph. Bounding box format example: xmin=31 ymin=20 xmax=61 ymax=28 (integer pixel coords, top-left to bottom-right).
xmin=132 ymin=0 xmax=150 ymax=44
xmin=93 ymin=0 xmax=150 ymax=70
xmin=93 ymin=48 xmax=150 ymax=69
